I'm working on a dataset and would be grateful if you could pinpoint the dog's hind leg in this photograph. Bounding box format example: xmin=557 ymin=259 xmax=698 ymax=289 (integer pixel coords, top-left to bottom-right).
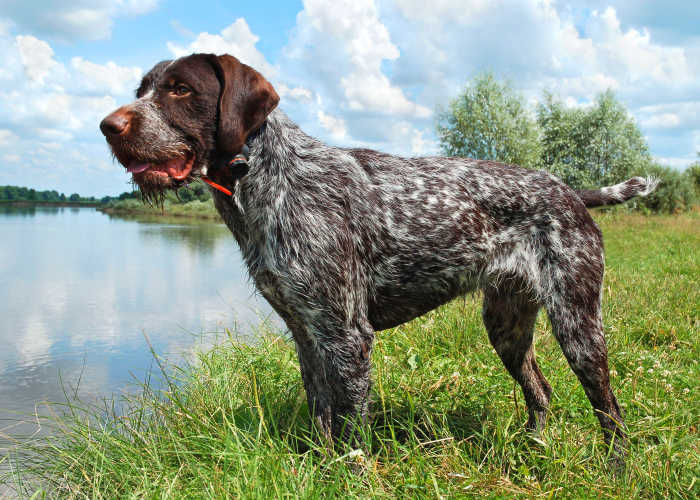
xmin=545 ymin=273 xmax=627 ymax=468
xmin=482 ymin=284 xmax=552 ymax=432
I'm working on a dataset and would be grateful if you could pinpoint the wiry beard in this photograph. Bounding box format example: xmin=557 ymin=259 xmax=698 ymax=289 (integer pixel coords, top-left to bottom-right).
xmin=107 ymin=130 xmax=193 ymax=207
xmin=131 ymin=171 xmax=179 ymax=207
xmin=109 ymin=146 xmax=196 ymax=207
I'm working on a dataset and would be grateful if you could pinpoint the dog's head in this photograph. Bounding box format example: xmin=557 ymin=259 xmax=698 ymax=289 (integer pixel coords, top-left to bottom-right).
xmin=100 ymin=54 xmax=279 ymax=203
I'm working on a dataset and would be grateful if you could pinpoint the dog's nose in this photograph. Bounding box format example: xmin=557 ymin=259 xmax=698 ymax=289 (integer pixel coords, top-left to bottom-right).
xmin=100 ymin=109 xmax=131 ymax=137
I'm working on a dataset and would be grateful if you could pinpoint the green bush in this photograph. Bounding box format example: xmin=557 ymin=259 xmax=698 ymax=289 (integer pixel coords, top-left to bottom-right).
xmin=686 ymin=162 xmax=700 ymax=197
xmin=632 ymin=164 xmax=697 ymax=213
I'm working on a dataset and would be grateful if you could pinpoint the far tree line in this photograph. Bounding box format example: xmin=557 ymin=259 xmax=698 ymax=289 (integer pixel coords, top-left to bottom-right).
xmin=0 ymin=182 xmax=213 ymax=206
xmin=437 ymin=74 xmax=700 ymax=213
xmin=0 ymin=186 xmax=99 ymax=204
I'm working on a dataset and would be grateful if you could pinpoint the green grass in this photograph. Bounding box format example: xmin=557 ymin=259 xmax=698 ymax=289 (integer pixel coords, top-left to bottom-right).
xmin=99 ymin=198 xmax=222 ymax=221
xmin=2 ymin=212 xmax=698 ymax=498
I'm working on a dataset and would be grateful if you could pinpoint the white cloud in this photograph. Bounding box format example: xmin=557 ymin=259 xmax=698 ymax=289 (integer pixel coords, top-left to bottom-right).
xmin=393 ymin=0 xmax=491 ymax=25
xmin=641 ymin=113 xmax=680 ymax=129
xmin=36 ymin=128 xmax=74 ymax=142
xmin=304 ymin=0 xmax=399 ymax=69
xmin=637 ymin=102 xmax=700 ymax=130
xmin=559 ymin=0 xmax=700 ymax=45
xmin=34 ymin=94 xmax=76 ymax=128
xmin=653 ymin=156 xmax=695 ymax=169
xmin=16 ymin=35 xmax=57 ymax=83
xmin=287 ymin=0 xmax=430 ymax=118
xmin=694 ymin=131 xmax=700 ymax=155
xmin=122 ymin=0 xmax=158 ymax=16
xmin=588 ymin=8 xmax=690 ymax=87
xmin=0 ymin=0 xmax=160 ymax=42
xmin=317 ymin=110 xmax=347 ymax=139
xmin=386 ymin=1 xmax=693 ymax=104
xmin=277 ymin=83 xmax=313 ymax=102
xmin=410 ymin=129 xmax=435 ymax=156
xmin=71 ymin=57 xmax=142 ymax=96
xmin=0 ymin=129 xmax=19 ymax=147
xmin=342 ymin=73 xmax=430 ymax=117
xmin=167 ymin=18 xmax=276 ymax=77
xmin=541 ymin=73 xmax=620 ymax=103
xmin=384 ymin=121 xmax=437 ymax=156
xmin=57 ymin=8 xmax=113 ymax=40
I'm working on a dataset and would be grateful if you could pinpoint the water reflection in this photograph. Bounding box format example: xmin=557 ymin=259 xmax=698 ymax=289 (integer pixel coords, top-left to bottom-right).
xmin=0 ymin=204 xmax=43 ymax=217
xmin=0 ymin=206 xmax=275 ymax=453
xmin=139 ymin=223 xmax=230 ymax=254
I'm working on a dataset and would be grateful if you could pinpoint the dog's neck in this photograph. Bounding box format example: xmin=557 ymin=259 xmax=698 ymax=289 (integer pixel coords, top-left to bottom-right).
xmin=211 ymin=109 xmax=333 ymax=272
xmin=245 ymin=109 xmax=325 ymax=177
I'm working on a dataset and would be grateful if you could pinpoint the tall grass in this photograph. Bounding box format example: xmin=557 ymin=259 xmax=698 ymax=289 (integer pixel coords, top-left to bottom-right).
xmin=2 ymin=212 xmax=698 ymax=498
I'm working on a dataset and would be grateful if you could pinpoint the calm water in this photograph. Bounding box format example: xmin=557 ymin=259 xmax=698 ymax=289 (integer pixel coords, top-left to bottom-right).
xmin=0 ymin=205 xmax=274 ymax=450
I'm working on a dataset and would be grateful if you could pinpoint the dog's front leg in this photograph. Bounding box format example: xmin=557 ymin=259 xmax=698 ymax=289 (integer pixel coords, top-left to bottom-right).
xmin=292 ymin=320 xmax=374 ymax=444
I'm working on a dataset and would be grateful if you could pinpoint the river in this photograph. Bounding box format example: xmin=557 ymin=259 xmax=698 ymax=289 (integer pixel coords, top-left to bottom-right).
xmin=0 ymin=205 xmax=274 ymax=451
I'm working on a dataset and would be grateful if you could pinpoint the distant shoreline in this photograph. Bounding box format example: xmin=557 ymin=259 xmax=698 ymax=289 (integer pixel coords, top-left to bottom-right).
xmin=0 ymin=200 xmax=99 ymax=208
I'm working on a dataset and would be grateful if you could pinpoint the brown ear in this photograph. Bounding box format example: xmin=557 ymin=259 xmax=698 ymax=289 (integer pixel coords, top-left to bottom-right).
xmin=207 ymin=54 xmax=279 ymax=155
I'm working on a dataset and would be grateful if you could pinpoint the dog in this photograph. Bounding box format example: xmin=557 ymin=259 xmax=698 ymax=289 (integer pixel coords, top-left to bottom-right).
xmin=100 ymin=53 xmax=658 ymax=467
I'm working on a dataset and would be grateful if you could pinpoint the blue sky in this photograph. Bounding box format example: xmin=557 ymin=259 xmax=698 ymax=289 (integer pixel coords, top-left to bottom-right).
xmin=0 ymin=0 xmax=698 ymax=196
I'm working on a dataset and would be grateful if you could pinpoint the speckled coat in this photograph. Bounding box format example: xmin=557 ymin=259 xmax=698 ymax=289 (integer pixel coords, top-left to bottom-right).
xmin=213 ymin=109 xmax=655 ymax=461
xmin=101 ymin=53 xmax=658 ymax=469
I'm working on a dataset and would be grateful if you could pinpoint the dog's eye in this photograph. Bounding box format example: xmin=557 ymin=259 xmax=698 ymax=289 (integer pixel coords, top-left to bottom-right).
xmin=173 ymin=84 xmax=191 ymax=97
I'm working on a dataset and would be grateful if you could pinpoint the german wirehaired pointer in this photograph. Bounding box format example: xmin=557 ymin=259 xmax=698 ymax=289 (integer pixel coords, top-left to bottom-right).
xmin=101 ymin=54 xmax=657 ymax=467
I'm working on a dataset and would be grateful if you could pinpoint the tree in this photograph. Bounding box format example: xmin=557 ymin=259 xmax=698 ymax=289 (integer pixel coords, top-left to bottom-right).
xmin=190 ymin=181 xmax=212 ymax=201
xmin=118 ymin=191 xmax=138 ymax=200
xmin=436 ymin=73 xmax=541 ymax=168
xmin=537 ymin=90 xmax=651 ymax=190
xmin=177 ymin=185 xmax=195 ymax=202
xmin=687 ymin=153 xmax=700 ymax=197
xmin=0 ymin=186 xmax=17 ymax=201
xmin=69 ymin=193 xmax=81 ymax=202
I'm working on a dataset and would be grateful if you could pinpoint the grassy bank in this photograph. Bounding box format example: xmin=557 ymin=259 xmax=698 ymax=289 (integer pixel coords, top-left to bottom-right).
xmin=98 ymin=198 xmax=222 ymax=221
xmin=2 ymin=212 xmax=698 ymax=498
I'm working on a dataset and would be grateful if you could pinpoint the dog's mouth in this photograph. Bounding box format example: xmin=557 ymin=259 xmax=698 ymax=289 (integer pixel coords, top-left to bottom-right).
xmin=112 ymin=150 xmax=200 ymax=205
xmin=125 ymin=153 xmax=196 ymax=181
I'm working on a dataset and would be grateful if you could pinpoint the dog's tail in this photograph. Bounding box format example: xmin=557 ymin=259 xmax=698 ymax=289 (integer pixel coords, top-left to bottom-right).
xmin=576 ymin=176 xmax=660 ymax=208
